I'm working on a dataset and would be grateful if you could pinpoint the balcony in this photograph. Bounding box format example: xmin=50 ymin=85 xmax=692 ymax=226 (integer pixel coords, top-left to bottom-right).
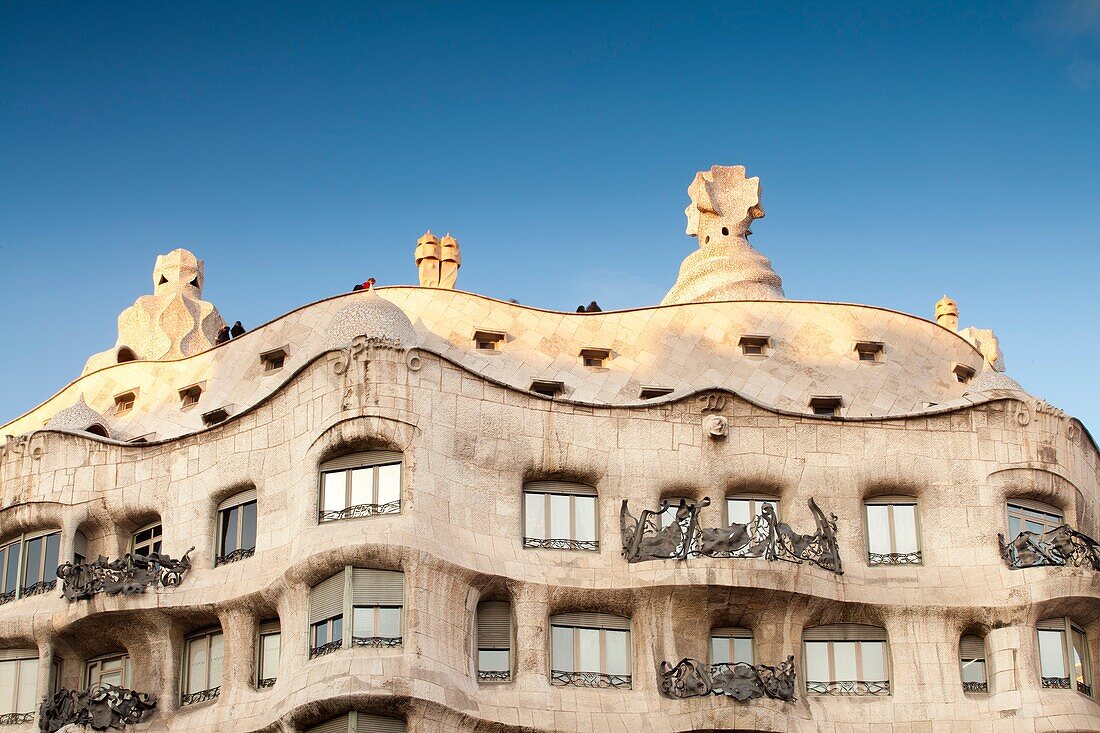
xmin=550 ymin=671 xmax=631 ymax=689
xmin=40 ymin=684 xmax=157 ymax=730
xmin=0 ymin=712 xmax=34 ymax=725
xmin=56 ymin=548 xmax=194 ymax=602
xmin=999 ymin=525 xmax=1100 ymax=571
xmin=523 ymin=537 xmax=599 ymax=551
xmin=806 ymin=680 xmax=890 ymax=696
xmin=659 ymin=657 xmax=797 ymax=702
xmin=318 ymin=501 xmax=400 ymax=523
xmin=180 ymin=686 xmax=220 ymax=706
xmin=350 ymin=636 xmax=401 ymax=648
xmin=214 ymin=547 xmax=255 ymax=566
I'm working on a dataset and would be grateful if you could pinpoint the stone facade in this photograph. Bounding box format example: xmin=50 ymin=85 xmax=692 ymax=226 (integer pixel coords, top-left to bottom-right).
xmin=0 ymin=167 xmax=1097 ymax=733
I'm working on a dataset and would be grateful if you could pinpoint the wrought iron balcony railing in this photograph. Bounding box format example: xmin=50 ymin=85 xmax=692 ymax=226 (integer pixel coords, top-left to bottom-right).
xmin=806 ymin=680 xmax=890 ymax=696
xmin=40 ymin=684 xmax=157 ymax=730
xmin=1042 ymin=676 xmax=1071 ymax=689
xmin=1079 ymin=681 xmax=1092 ymax=696
xmin=214 ymin=547 xmax=255 ymax=566
xmin=621 ymin=497 xmax=843 ymax=574
xmin=0 ymin=712 xmax=34 ymax=725
xmin=351 ymin=636 xmax=402 ymax=648
xmin=999 ymin=525 xmax=1100 ymax=571
xmin=523 ymin=537 xmax=599 ymax=551
xmin=659 ymin=657 xmax=797 ymax=702
xmin=56 ymin=548 xmax=194 ymax=602
xmin=319 ymin=501 xmax=400 ymax=523
xmin=0 ymin=589 xmax=15 ymax=606
xmin=477 ymin=670 xmax=511 ymax=681
xmin=962 ymin=681 xmax=988 ymax=693
xmin=550 ymin=670 xmax=631 ymax=688
xmin=868 ymin=550 xmax=922 ymax=566
xmin=20 ymin=579 xmax=57 ymax=598
xmin=309 ymin=640 xmax=342 ymax=659
xmin=256 ymin=677 xmax=276 ymax=689
xmin=180 ymin=686 xmax=220 ymax=706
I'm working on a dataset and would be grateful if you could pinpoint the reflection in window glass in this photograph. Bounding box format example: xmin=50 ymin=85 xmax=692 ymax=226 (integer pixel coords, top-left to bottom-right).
xmin=479 ymin=649 xmax=509 ymax=672
xmin=1039 ymin=630 xmax=1067 ymax=677
xmin=259 ymin=632 xmax=280 ymax=681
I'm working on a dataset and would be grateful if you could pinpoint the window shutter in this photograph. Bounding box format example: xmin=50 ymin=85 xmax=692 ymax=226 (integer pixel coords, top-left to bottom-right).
xmin=321 ymin=451 xmax=403 ymax=473
xmin=477 ymin=602 xmax=511 ymax=649
xmin=959 ymin=635 xmax=985 ymax=659
xmin=258 ymin=619 xmax=281 ymax=635
xmin=356 ymin=713 xmax=406 ymax=733
xmin=524 ymin=481 xmax=597 ymax=496
xmin=73 ymin=531 xmax=88 ymax=560
xmin=864 ymin=496 xmax=917 ymax=505
xmin=310 ymin=571 xmax=346 ymax=623
xmin=711 ymin=626 xmax=753 ymax=638
xmin=218 ymin=489 xmax=258 ymax=510
xmin=1037 ymin=618 xmax=1068 ymax=631
xmin=802 ymin=624 xmax=888 ymax=642
xmin=0 ymin=648 xmax=37 ymax=661
xmin=24 ymin=528 xmax=60 ymax=542
xmin=550 ymin=612 xmax=629 ymax=630
xmin=351 ymin=569 xmax=404 ymax=605
xmin=304 ymin=715 xmax=352 ymax=733
xmin=1007 ymin=499 xmax=1063 ymax=517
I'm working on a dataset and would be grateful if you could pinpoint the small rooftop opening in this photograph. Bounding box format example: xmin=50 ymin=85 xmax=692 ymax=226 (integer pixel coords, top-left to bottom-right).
xmin=84 ymin=423 xmax=109 ymax=438
xmin=855 ymin=341 xmax=884 ymax=363
xmin=114 ymin=391 xmax=137 ymax=415
xmin=530 ymin=380 xmax=564 ymax=398
xmin=809 ymin=396 xmax=843 ymax=417
xmin=953 ymin=363 xmax=976 ymax=384
xmin=178 ymin=384 xmax=203 ymax=409
xmin=473 ymin=330 xmax=506 ymax=351
xmin=201 ymin=407 xmax=230 ymax=427
xmin=579 ymin=348 xmax=611 ymax=368
xmin=739 ymin=335 xmax=770 ymax=356
xmin=260 ymin=347 xmax=288 ymax=372
xmin=639 ymin=386 xmax=674 ymax=400
xmin=116 ymin=347 xmax=137 ymax=364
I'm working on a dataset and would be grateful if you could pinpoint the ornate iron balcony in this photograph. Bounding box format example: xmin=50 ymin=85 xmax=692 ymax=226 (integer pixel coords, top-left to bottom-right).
xmin=180 ymin=686 xmax=220 ymax=706
xmin=256 ymin=677 xmax=276 ymax=689
xmin=20 ymin=579 xmax=57 ymax=598
xmin=523 ymin=537 xmax=599 ymax=551
xmin=659 ymin=657 xmax=797 ymax=702
xmin=999 ymin=525 xmax=1100 ymax=571
xmin=962 ymin=681 xmax=988 ymax=693
xmin=0 ymin=589 xmax=15 ymax=606
xmin=40 ymin=684 xmax=157 ymax=730
xmin=1079 ymin=681 xmax=1092 ymax=696
xmin=621 ymin=497 xmax=843 ymax=574
xmin=1042 ymin=676 xmax=1071 ymax=689
xmin=550 ymin=670 xmax=631 ymax=688
xmin=309 ymin=640 xmax=342 ymax=659
xmin=56 ymin=548 xmax=194 ymax=602
xmin=868 ymin=550 xmax=922 ymax=566
xmin=214 ymin=547 xmax=255 ymax=566
xmin=351 ymin=636 xmax=402 ymax=648
xmin=477 ymin=670 xmax=511 ymax=681
xmin=0 ymin=712 xmax=34 ymax=725
xmin=806 ymin=680 xmax=890 ymax=696
xmin=319 ymin=501 xmax=400 ymax=522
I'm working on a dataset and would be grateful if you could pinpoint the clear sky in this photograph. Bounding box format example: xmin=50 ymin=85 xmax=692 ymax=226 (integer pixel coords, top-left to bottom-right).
xmin=1 ymin=1 xmax=1098 ymax=431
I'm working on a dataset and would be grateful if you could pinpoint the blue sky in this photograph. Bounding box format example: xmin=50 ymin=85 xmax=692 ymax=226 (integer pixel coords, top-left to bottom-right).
xmin=1 ymin=1 xmax=1098 ymax=430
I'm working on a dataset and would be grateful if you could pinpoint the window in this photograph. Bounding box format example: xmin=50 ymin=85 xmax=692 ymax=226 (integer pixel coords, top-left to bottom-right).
xmin=178 ymin=384 xmax=203 ymax=408
xmin=19 ymin=530 xmax=60 ymax=599
xmin=73 ymin=530 xmax=87 ymax=566
xmin=216 ymin=490 xmax=257 ymax=565
xmin=128 ymin=433 xmax=155 ymax=444
xmin=523 ymin=481 xmax=598 ymax=551
xmin=260 ymin=347 xmax=288 ymax=372
xmin=739 ymin=335 xmax=769 ymax=356
xmin=114 ymin=391 xmax=136 ymax=415
xmin=309 ymin=568 xmax=405 ymax=658
xmin=201 ymin=407 xmax=230 ymax=426
xmin=864 ymin=497 xmax=922 ymax=565
xmin=639 ymin=386 xmax=673 ymax=400
xmin=580 ymin=348 xmax=610 ymax=368
xmin=530 ymin=380 xmax=564 ymax=398
xmin=304 ymin=713 xmax=406 ymax=733
xmin=85 ymin=653 xmax=131 ymax=689
xmin=0 ymin=541 xmax=19 ymax=605
xmin=953 ymin=363 xmax=976 ymax=384
xmin=550 ymin=612 xmax=631 ymax=688
xmin=809 ymin=396 xmax=843 ymax=417
xmin=659 ymin=497 xmax=697 ymax=529
xmin=473 ymin=330 xmax=506 ymax=351
xmin=181 ymin=628 xmax=223 ymax=705
xmin=1006 ymin=500 xmax=1064 ymax=538
xmin=1038 ymin=618 xmax=1092 ymax=696
xmin=116 ymin=347 xmax=136 ymax=363
xmin=256 ymin=620 xmax=280 ymax=689
xmin=0 ymin=650 xmax=38 ymax=723
xmin=131 ymin=523 xmax=162 ymax=558
xmin=477 ymin=601 xmax=512 ymax=681
xmin=319 ymin=451 xmax=403 ymax=522
xmin=710 ymin=627 xmax=754 ymax=666
xmin=803 ymin=624 xmax=890 ymax=696
xmin=726 ymin=495 xmax=778 ymax=526
xmin=960 ymin=635 xmax=988 ymax=693
xmin=855 ymin=341 xmax=884 ymax=362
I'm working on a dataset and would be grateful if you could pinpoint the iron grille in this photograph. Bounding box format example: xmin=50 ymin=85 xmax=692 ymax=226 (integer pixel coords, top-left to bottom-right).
xmin=318 ymin=501 xmax=401 ymax=522
xmin=962 ymin=681 xmax=988 ymax=693
xmin=0 ymin=590 xmax=15 ymax=605
xmin=257 ymin=678 xmax=276 ymax=689
xmin=550 ymin=671 xmax=631 ymax=688
xmin=1077 ymin=681 xmax=1092 ymax=696
xmin=868 ymin=551 xmax=922 ymax=566
xmin=351 ymin=636 xmax=402 ymax=648
xmin=477 ymin=670 xmax=511 ymax=681
xmin=999 ymin=525 xmax=1100 ymax=570
xmin=214 ymin=547 xmax=255 ymax=566
xmin=20 ymin=579 xmax=56 ymax=597
xmin=180 ymin=686 xmax=220 ymax=706
xmin=806 ymin=680 xmax=890 ymax=696
xmin=523 ymin=538 xmax=599 ymax=551
xmin=0 ymin=712 xmax=34 ymax=724
xmin=1042 ymin=676 xmax=1071 ymax=689
xmin=309 ymin=641 xmax=342 ymax=659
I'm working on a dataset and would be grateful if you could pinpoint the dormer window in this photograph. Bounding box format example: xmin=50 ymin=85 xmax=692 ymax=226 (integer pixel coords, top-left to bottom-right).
xmin=639 ymin=386 xmax=674 ymax=400
xmin=179 ymin=384 xmax=203 ymax=408
xmin=114 ymin=391 xmax=137 ymax=415
xmin=530 ymin=380 xmax=564 ymax=398
xmin=473 ymin=330 xmax=506 ymax=351
xmin=810 ymin=396 xmax=843 ymax=417
xmin=260 ymin=347 xmax=287 ymax=372
xmin=953 ymin=364 xmax=976 ymax=384
xmin=128 ymin=433 xmax=155 ymax=444
xmin=580 ymin=348 xmax=610 ymax=368
xmin=739 ymin=335 xmax=769 ymax=356
xmin=855 ymin=342 xmax=884 ymax=362
xmin=201 ymin=407 xmax=230 ymax=426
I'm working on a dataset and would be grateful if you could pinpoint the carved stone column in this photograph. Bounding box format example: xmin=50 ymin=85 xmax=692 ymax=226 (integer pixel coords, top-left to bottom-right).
xmin=512 ymin=583 xmax=549 ymax=686
xmin=218 ymin=607 xmax=257 ymax=698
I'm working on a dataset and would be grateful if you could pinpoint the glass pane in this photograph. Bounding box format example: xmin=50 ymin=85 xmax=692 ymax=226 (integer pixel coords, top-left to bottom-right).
xmin=805 ymin=642 xmax=830 ymax=682
xmin=353 ymin=607 xmax=375 ymax=637
xmin=659 ymin=506 xmax=677 ymax=529
xmin=551 ymin=626 xmax=573 ymax=672
xmin=220 ymin=508 xmax=239 ymax=555
xmin=240 ymin=502 xmax=257 ymax=550
xmin=961 ymin=659 xmax=987 ymax=683
xmin=479 ymin=649 xmax=509 ymax=672
xmin=16 ymin=659 xmax=36 ymax=712
xmin=1073 ymin=628 xmax=1091 ymax=689
xmin=350 ymin=467 xmax=373 ymax=506
xmin=550 ymin=495 xmax=570 ymax=539
xmin=3 ymin=546 xmax=17 ymax=594
xmin=100 ymin=670 xmax=122 ymax=686
xmin=377 ymin=464 xmax=401 ymax=504
xmin=1008 ymin=516 xmax=1022 ymax=538
xmin=727 ymin=499 xmax=750 ymax=525
xmin=23 ymin=537 xmax=42 ymax=585
xmin=0 ymin=661 xmax=16 ymax=712
xmin=573 ymin=496 xmax=596 ymax=542
xmin=524 ymin=493 xmax=545 ymax=539
xmin=261 ymin=634 xmax=280 ymax=678
xmin=861 ymin=641 xmax=886 ymax=681
xmin=866 ymin=505 xmax=891 ymax=554
xmin=313 ymin=622 xmax=328 ymax=646
xmin=322 ymin=472 xmax=346 ymax=512
xmin=710 ymin=637 xmax=730 ymax=664
xmin=577 ymin=628 xmax=601 ymax=673
xmin=892 ymin=505 xmax=918 ymax=554
xmin=379 ymin=607 xmax=401 ymax=638
xmin=187 ymin=637 xmax=208 ymax=693
xmin=733 ymin=637 xmax=754 ymax=665
xmin=43 ymin=534 xmax=60 ymax=582
xmin=605 ymin=630 xmax=629 ymax=676
xmin=1039 ymin=630 xmax=1067 ymax=677
xmin=208 ymin=633 xmax=224 ymax=688
xmin=1025 ymin=520 xmax=1044 ymax=535
xmin=833 ymin=641 xmax=858 ymax=680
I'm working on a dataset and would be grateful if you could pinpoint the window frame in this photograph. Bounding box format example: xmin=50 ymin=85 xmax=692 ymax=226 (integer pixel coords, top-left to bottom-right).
xmin=1038 ymin=617 xmax=1093 ymax=697
xmin=724 ymin=494 xmax=779 ymax=527
xmin=180 ymin=628 xmax=223 ymax=705
xmin=1006 ymin=500 xmax=1064 ymax=539
xmin=549 ymin=618 xmax=632 ymax=688
xmin=113 ymin=390 xmax=137 ymax=415
xmin=959 ymin=634 xmax=988 ymax=693
xmin=0 ymin=530 xmax=62 ymax=602
xmin=318 ymin=454 xmax=403 ymax=523
xmin=0 ymin=653 xmax=39 ymax=720
xmin=522 ymin=483 xmax=599 ymax=551
xmin=863 ymin=496 xmax=923 ymax=566
xmin=709 ymin=627 xmax=755 ymax=666
xmin=130 ymin=522 xmax=162 ymax=558
xmin=255 ymin=621 xmax=280 ymax=689
xmin=476 ymin=600 xmax=513 ymax=682
xmin=802 ymin=625 xmax=891 ymax=696
xmin=216 ymin=497 xmax=257 ymax=565
xmin=738 ymin=335 xmax=770 ymax=356
xmin=350 ymin=605 xmax=403 ymax=647
xmin=84 ymin=652 xmax=132 ymax=689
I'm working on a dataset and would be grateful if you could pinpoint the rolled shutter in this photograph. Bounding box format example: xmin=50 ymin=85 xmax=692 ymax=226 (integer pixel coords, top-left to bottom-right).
xmin=218 ymin=489 xmax=258 ymax=510
xmin=73 ymin=531 xmax=88 ymax=560
xmin=310 ymin=570 xmax=346 ymax=623
xmin=477 ymin=602 xmax=511 ymax=649
xmin=1007 ymin=499 xmax=1063 ymax=518
xmin=24 ymin=528 xmax=60 ymax=542
xmin=258 ymin=619 xmax=281 ymax=635
xmin=0 ymin=648 xmax=37 ymax=661
xmin=524 ymin=481 xmax=597 ymax=497
xmin=356 ymin=713 xmax=406 ymax=733
xmin=305 ymin=715 xmax=351 ymax=733
xmin=351 ymin=569 xmax=404 ymax=605
xmin=959 ymin=635 xmax=985 ymax=659
xmin=321 ymin=451 xmax=403 ymax=473
xmin=1037 ymin=618 xmax=1068 ymax=631
xmin=550 ymin=612 xmax=629 ymax=631
xmin=803 ymin=624 xmax=888 ymax=642
xmin=711 ymin=626 xmax=752 ymax=638
xmin=864 ymin=496 xmax=917 ymax=506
